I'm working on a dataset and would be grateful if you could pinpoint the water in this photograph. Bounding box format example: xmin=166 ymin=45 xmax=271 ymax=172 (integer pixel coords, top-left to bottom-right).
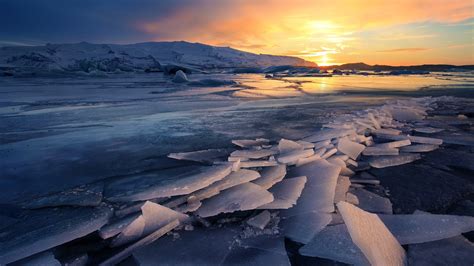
xmin=0 ymin=72 xmax=472 ymax=203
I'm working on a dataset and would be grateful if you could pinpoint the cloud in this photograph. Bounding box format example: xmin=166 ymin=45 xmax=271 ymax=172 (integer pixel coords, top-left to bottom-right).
xmin=376 ymin=48 xmax=431 ymax=53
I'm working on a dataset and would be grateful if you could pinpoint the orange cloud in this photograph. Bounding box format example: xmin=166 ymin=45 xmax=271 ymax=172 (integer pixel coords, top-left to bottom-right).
xmin=377 ymin=48 xmax=431 ymax=53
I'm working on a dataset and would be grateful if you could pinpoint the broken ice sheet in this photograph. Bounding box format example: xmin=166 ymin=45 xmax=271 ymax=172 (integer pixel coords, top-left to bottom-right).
xmin=302 ymin=129 xmax=356 ymax=143
xmin=350 ymin=188 xmax=393 ymax=214
xmin=230 ymin=149 xmax=277 ymax=159
xmin=195 ymin=182 xmax=274 ymax=218
xmin=337 ymin=202 xmax=406 ymax=266
xmin=247 ymin=210 xmax=271 ymax=229
xmin=105 ymin=164 xmax=232 ymax=202
xmin=168 ymin=148 xmax=230 ymax=163
xmin=252 ymin=165 xmax=286 ymax=189
xmin=132 ymin=226 xmax=239 ymax=265
xmin=369 ymin=154 xmax=421 ymax=168
xmin=413 ymin=127 xmax=444 ymax=134
xmin=376 ymin=139 xmax=411 ymax=149
xmin=12 ymin=251 xmax=61 ymax=266
xmin=373 ymin=128 xmax=402 ymax=135
xmin=333 ymin=175 xmax=351 ymax=204
xmin=407 ymin=236 xmax=474 ymax=266
xmin=99 ymin=213 xmax=141 ymax=239
xmin=379 ymin=213 xmax=474 ymax=244
xmin=277 ymin=149 xmax=314 ymax=164
xmin=400 ymin=144 xmax=438 ymax=153
xmin=232 ymin=139 xmax=270 ymax=148
xmin=337 ymin=138 xmax=365 ymax=160
xmin=278 ymin=138 xmax=303 ymax=153
xmin=299 ymin=224 xmax=370 ymax=265
xmin=22 ymin=182 xmax=103 ymax=209
xmin=258 ymin=176 xmax=307 ymax=209
xmin=221 ymin=235 xmax=290 ymax=266
xmin=111 ymin=201 xmax=188 ymax=247
xmin=240 ymin=160 xmax=279 ymax=168
xmin=362 ymin=146 xmax=399 ymax=156
xmin=280 ymin=211 xmax=332 ymax=244
xmin=0 ymin=204 xmax=113 ymax=265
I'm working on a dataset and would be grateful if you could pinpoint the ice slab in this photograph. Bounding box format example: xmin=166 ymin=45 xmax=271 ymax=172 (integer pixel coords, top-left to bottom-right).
xmin=105 ymin=164 xmax=232 ymax=202
xmin=296 ymin=140 xmax=314 ymax=149
xmin=23 ymin=182 xmax=103 ymax=209
xmin=14 ymin=251 xmax=61 ymax=266
xmin=99 ymin=213 xmax=141 ymax=239
xmin=230 ymin=149 xmax=277 ymax=159
xmin=279 ymin=211 xmax=332 ymax=244
xmin=0 ymin=204 xmax=113 ymax=264
xmin=100 ymin=220 xmax=180 ymax=266
xmin=253 ymin=165 xmax=286 ymax=189
xmin=321 ymin=148 xmax=337 ymax=159
xmin=334 ymin=175 xmax=351 ymax=204
xmin=111 ymin=201 xmax=188 ymax=247
xmin=232 ymin=139 xmax=270 ymax=148
xmin=221 ymin=235 xmax=291 ymax=266
xmin=337 ymin=202 xmax=406 ymax=266
xmin=168 ymin=149 xmax=230 ymax=163
xmin=302 ymin=129 xmax=356 ymax=143
xmin=259 ymin=176 xmax=307 ymax=209
xmin=376 ymin=139 xmax=411 ymax=149
xmin=195 ymin=183 xmax=274 ymax=218
xmin=295 ymin=154 xmax=321 ymax=167
xmin=413 ymin=127 xmax=444 ymax=134
xmin=362 ymin=147 xmax=399 ymax=156
xmin=277 ymin=149 xmax=314 ymax=164
xmin=388 ymin=108 xmax=425 ymax=121
xmin=299 ymin=224 xmax=370 ymax=265
xmin=408 ymin=135 xmax=443 ymax=145
xmin=369 ymin=154 xmax=421 ymax=168
xmin=172 ymin=70 xmax=188 ymax=83
xmin=132 ymin=226 xmax=239 ymax=265
xmin=278 ymin=138 xmax=303 ymax=153
xmin=379 ymin=213 xmax=474 ymax=244
xmin=337 ymin=138 xmax=365 ymax=160
xmin=240 ymin=160 xmax=279 ymax=168
xmin=312 ymin=140 xmax=331 ymax=149
xmin=373 ymin=128 xmax=401 ymax=135
xmin=281 ymin=159 xmax=341 ymax=215
xmin=351 ymin=188 xmax=393 ymax=214
xmin=247 ymin=210 xmax=271 ymax=229
xmin=407 ymin=236 xmax=474 ymax=266
xmin=400 ymin=144 xmax=438 ymax=153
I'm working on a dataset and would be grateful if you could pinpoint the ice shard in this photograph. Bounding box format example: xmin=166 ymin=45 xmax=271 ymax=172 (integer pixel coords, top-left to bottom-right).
xmin=195 ymin=183 xmax=274 ymax=217
xmin=413 ymin=127 xmax=444 ymax=134
xmin=105 ymin=164 xmax=232 ymax=202
xmin=312 ymin=140 xmax=331 ymax=149
xmin=99 ymin=213 xmax=141 ymax=239
xmin=376 ymin=139 xmax=411 ymax=149
xmin=258 ymin=176 xmax=307 ymax=209
xmin=299 ymin=224 xmax=370 ymax=265
xmin=279 ymin=212 xmax=332 ymax=244
xmin=302 ymin=129 xmax=355 ymax=143
xmin=379 ymin=213 xmax=474 ymax=244
xmin=168 ymin=149 xmax=230 ymax=163
xmin=230 ymin=149 xmax=278 ymax=159
xmin=337 ymin=202 xmax=406 ymax=266
xmin=362 ymin=147 xmax=399 ymax=156
xmin=23 ymin=182 xmax=103 ymax=209
xmin=252 ymin=165 xmax=286 ymax=189
xmin=278 ymin=138 xmax=303 ymax=153
xmin=337 ymin=138 xmax=365 ymax=160
xmin=350 ymin=188 xmax=392 ymax=214
xmin=334 ymin=175 xmax=351 ymax=204
xmin=246 ymin=210 xmax=271 ymax=229
xmin=111 ymin=201 xmax=188 ymax=247
xmin=0 ymin=204 xmax=113 ymax=265
xmin=240 ymin=160 xmax=279 ymax=168
xmin=400 ymin=144 xmax=438 ymax=153
xmin=277 ymin=149 xmax=314 ymax=164
xmin=369 ymin=154 xmax=421 ymax=168
xmin=232 ymin=139 xmax=270 ymax=148
xmin=296 ymin=140 xmax=315 ymax=149
xmin=373 ymin=128 xmax=402 ymax=135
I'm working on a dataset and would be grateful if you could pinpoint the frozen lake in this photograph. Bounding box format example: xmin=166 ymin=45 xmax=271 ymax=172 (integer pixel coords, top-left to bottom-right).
xmin=0 ymin=72 xmax=473 ymax=204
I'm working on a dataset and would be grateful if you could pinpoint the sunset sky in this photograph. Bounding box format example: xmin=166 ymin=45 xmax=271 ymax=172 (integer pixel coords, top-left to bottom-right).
xmin=1 ymin=0 xmax=473 ymax=65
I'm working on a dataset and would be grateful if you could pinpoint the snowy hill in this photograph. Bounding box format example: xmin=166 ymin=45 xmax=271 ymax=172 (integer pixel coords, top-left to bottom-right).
xmin=0 ymin=41 xmax=316 ymax=74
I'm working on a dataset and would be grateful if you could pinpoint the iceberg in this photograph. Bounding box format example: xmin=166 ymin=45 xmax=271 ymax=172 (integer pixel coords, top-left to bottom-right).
xmin=105 ymin=164 xmax=232 ymax=202
xmin=337 ymin=202 xmax=406 ymax=266
xmin=369 ymin=154 xmax=421 ymax=168
xmin=195 ymin=183 xmax=274 ymax=218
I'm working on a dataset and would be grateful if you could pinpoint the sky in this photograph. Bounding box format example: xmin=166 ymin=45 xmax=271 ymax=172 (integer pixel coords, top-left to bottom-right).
xmin=0 ymin=0 xmax=473 ymax=65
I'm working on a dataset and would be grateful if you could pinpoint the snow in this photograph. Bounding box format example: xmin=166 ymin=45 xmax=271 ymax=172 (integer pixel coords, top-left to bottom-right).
xmin=337 ymin=202 xmax=407 ymax=266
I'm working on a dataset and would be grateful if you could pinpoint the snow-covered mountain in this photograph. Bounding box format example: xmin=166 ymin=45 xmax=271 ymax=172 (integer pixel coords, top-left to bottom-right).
xmin=0 ymin=41 xmax=316 ymax=74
